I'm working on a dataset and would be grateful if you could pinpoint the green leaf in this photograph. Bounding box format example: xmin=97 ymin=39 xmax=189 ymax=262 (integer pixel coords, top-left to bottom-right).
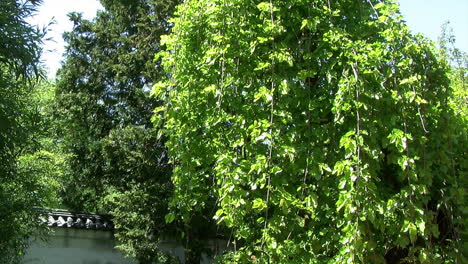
xmin=165 ymin=212 xmax=176 ymax=223
xmin=252 ymin=198 xmax=266 ymax=210
xmin=257 ymin=2 xmax=270 ymax=12
xmin=408 ymin=223 xmax=417 ymax=244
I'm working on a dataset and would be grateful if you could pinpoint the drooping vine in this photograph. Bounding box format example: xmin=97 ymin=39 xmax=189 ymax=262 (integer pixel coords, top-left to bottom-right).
xmin=155 ymin=0 xmax=466 ymax=263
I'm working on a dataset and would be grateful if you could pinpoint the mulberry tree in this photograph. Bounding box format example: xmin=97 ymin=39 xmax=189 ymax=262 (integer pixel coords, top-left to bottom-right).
xmin=155 ymin=0 xmax=467 ymax=263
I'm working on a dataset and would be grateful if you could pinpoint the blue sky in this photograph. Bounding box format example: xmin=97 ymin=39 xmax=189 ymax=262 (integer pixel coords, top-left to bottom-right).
xmin=28 ymin=0 xmax=103 ymax=78
xmin=29 ymin=0 xmax=468 ymax=78
xmin=399 ymin=0 xmax=468 ymax=51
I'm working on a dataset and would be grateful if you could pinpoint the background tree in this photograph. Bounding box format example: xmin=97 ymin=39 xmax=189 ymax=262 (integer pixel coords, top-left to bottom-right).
xmin=438 ymin=21 xmax=468 ymax=262
xmin=18 ymin=81 xmax=67 ymax=209
xmin=156 ymin=0 xmax=467 ymax=263
xmin=53 ymin=0 xmax=209 ymax=262
xmin=439 ymin=22 xmax=467 ymax=120
xmin=0 ymin=0 xmax=52 ymax=263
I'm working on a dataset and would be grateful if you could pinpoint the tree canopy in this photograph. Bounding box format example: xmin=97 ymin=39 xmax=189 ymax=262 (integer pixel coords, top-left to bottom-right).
xmin=155 ymin=0 xmax=467 ymax=263
xmin=0 ymin=0 xmax=50 ymax=263
xmin=56 ymin=0 xmax=179 ymax=211
xmin=54 ymin=0 xmax=183 ymax=262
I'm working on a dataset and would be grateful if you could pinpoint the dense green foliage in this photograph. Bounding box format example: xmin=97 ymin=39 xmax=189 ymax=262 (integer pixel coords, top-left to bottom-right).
xmin=156 ymin=0 xmax=467 ymax=263
xmin=18 ymin=81 xmax=67 ymax=209
xmin=0 ymin=0 xmax=43 ymax=77
xmin=54 ymin=0 xmax=184 ymax=262
xmin=0 ymin=0 xmax=50 ymax=263
xmin=2 ymin=1 xmax=465 ymax=263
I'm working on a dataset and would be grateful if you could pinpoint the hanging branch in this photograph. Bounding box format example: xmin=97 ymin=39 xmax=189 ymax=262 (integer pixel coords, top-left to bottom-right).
xmin=261 ymin=0 xmax=276 ymax=249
